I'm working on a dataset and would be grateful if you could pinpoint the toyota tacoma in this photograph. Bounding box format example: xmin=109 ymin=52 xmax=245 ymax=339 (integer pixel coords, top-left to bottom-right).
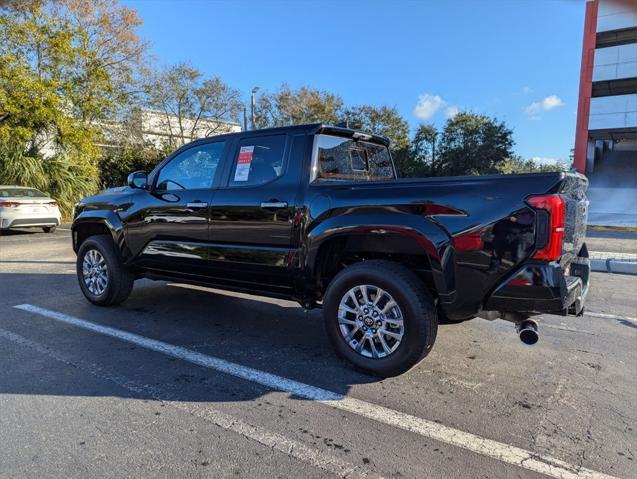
xmin=72 ymin=124 xmax=590 ymax=377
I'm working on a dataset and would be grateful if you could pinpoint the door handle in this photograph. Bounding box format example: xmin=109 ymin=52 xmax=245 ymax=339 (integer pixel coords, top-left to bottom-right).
xmin=186 ymin=202 xmax=208 ymax=208
xmin=260 ymin=201 xmax=288 ymax=209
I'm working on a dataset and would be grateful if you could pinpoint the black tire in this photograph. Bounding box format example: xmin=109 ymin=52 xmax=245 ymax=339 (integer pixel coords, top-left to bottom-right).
xmin=323 ymin=260 xmax=438 ymax=377
xmin=42 ymin=226 xmax=56 ymax=233
xmin=76 ymin=234 xmax=134 ymax=306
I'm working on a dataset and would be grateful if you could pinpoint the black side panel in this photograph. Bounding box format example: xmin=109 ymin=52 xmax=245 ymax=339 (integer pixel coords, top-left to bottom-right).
xmin=304 ymin=172 xmax=568 ymax=320
xmin=125 ymin=188 xmax=214 ymax=276
xmin=207 ymin=133 xmax=307 ymax=289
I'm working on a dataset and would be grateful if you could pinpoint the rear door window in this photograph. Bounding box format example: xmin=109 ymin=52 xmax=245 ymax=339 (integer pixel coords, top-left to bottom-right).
xmin=312 ymin=134 xmax=395 ymax=182
xmin=229 ymin=135 xmax=287 ymax=187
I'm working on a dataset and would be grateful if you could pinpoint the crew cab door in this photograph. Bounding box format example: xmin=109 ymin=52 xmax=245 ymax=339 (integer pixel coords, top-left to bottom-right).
xmin=208 ymin=133 xmax=304 ymax=291
xmin=126 ymin=140 xmax=227 ymax=276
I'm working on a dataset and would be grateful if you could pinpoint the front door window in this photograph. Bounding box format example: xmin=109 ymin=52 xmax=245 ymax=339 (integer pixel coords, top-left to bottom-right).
xmin=156 ymin=141 xmax=226 ymax=191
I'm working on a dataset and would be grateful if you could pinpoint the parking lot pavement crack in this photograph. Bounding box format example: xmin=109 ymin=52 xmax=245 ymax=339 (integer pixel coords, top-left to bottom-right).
xmin=525 ymin=370 xmax=606 ymax=476
xmin=607 ymin=406 xmax=637 ymax=451
xmin=0 ymin=326 xmax=376 ymax=479
xmin=579 ymin=415 xmax=596 ymax=471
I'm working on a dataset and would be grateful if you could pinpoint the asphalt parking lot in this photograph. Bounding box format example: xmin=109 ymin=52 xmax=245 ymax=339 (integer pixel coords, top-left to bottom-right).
xmin=1 ymin=227 xmax=635 ymax=478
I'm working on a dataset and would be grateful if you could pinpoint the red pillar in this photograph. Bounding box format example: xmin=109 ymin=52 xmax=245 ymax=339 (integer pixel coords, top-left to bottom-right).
xmin=573 ymin=0 xmax=599 ymax=173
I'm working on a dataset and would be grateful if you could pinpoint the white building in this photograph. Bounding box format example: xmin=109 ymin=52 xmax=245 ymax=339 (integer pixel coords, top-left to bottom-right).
xmin=36 ymin=109 xmax=241 ymax=157
xmin=127 ymin=109 xmax=241 ymax=148
xmin=574 ymin=0 xmax=637 ymax=227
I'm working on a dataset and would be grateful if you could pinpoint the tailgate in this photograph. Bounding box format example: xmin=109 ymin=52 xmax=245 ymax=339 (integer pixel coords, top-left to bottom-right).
xmin=559 ymin=173 xmax=589 ymax=265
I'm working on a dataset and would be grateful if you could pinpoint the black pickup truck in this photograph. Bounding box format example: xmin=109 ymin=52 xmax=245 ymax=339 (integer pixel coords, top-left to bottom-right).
xmin=72 ymin=123 xmax=590 ymax=376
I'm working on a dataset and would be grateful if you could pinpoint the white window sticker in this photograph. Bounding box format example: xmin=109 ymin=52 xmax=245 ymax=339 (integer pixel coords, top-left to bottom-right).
xmin=234 ymin=146 xmax=254 ymax=182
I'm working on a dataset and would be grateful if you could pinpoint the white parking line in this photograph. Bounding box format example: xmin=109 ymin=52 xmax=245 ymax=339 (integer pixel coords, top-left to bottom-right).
xmin=586 ymin=311 xmax=637 ymax=325
xmin=14 ymin=303 xmax=618 ymax=479
xmin=0 ymin=326 xmax=370 ymax=479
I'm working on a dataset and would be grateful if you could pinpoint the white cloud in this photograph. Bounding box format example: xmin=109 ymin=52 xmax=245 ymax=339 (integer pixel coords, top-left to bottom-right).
xmin=445 ymin=106 xmax=460 ymax=118
xmin=542 ymin=95 xmax=564 ymax=110
xmin=522 ymin=86 xmax=533 ymax=94
xmin=413 ymin=93 xmax=446 ymax=120
xmin=525 ymin=95 xmax=565 ymax=118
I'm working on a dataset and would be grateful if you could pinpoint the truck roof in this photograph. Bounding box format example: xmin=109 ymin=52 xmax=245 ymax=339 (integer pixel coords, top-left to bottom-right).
xmin=188 ymin=123 xmax=391 ymax=147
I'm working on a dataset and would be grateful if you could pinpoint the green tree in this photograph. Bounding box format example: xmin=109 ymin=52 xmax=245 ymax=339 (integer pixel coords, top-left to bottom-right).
xmin=0 ymin=3 xmax=90 ymax=153
xmin=341 ymin=105 xmax=410 ymax=150
xmin=53 ymin=0 xmax=149 ymax=123
xmin=1 ymin=0 xmax=148 ymax=126
xmin=409 ymin=123 xmax=439 ymax=177
xmin=254 ymin=84 xmax=343 ymax=128
xmin=497 ymin=155 xmax=567 ymax=174
xmin=98 ymin=143 xmax=170 ymax=188
xmin=0 ymin=142 xmax=98 ymax=217
xmin=0 ymin=0 xmax=149 ymax=216
xmin=438 ymin=112 xmax=514 ymax=176
xmin=144 ymin=62 xmax=243 ymax=148
xmin=340 ymin=105 xmax=413 ymax=176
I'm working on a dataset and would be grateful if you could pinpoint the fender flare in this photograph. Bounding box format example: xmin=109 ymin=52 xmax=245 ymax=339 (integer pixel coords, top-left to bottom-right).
xmin=71 ymin=211 xmax=128 ymax=259
xmin=304 ymin=213 xmax=456 ymax=299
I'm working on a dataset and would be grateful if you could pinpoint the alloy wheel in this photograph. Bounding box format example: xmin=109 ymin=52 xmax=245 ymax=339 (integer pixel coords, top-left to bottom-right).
xmin=82 ymin=249 xmax=109 ymax=296
xmin=337 ymin=284 xmax=404 ymax=359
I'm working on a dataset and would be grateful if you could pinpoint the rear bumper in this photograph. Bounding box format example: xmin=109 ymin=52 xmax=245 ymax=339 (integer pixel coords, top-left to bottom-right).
xmin=484 ymin=257 xmax=590 ymax=316
xmin=0 ymin=216 xmax=60 ymax=229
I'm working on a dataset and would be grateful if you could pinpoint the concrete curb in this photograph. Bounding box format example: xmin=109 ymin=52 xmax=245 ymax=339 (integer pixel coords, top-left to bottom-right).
xmin=587 ymin=225 xmax=637 ymax=232
xmin=591 ymin=258 xmax=637 ymax=275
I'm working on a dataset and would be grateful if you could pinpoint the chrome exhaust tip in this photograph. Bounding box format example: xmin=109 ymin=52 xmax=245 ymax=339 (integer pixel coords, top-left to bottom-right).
xmin=516 ymin=319 xmax=539 ymax=345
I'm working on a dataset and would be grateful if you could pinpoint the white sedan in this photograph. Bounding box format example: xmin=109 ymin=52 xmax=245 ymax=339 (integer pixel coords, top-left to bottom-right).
xmin=0 ymin=186 xmax=62 ymax=233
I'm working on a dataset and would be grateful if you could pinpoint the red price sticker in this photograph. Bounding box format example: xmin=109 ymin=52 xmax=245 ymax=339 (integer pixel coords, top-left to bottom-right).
xmin=234 ymin=146 xmax=254 ymax=181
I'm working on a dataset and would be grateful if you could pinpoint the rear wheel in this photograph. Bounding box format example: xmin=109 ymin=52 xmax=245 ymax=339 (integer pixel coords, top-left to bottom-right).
xmin=76 ymin=235 xmax=134 ymax=306
xmin=323 ymin=260 xmax=438 ymax=377
xmin=42 ymin=226 xmax=56 ymax=233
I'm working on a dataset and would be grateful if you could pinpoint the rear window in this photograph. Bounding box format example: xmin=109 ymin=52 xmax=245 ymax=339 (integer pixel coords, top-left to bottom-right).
xmin=0 ymin=188 xmax=47 ymax=198
xmin=312 ymin=134 xmax=395 ymax=182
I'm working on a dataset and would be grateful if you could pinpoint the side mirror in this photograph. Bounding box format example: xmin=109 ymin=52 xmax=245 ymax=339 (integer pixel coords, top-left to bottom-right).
xmin=127 ymin=171 xmax=148 ymax=189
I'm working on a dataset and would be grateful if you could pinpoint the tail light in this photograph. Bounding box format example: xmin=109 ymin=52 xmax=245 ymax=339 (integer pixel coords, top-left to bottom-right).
xmin=453 ymin=231 xmax=484 ymax=252
xmin=47 ymin=201 xmax=58 ymax=207
xmin=527 ymin=195 xmax=565 ymax=260
xmin=0 ymin=201 xmax=20 ymax=207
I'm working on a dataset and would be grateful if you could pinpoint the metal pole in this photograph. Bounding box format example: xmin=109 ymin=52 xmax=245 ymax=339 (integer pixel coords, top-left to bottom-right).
xmin=250 ymin=94 xmax=255 ymax=130
xmin=431 ymin=132 xmax=437 ymax=175
xmin=243 ymin=106 xmax=248 ymax=131
xmin=250 ymin=86 xmax=259 ymax=130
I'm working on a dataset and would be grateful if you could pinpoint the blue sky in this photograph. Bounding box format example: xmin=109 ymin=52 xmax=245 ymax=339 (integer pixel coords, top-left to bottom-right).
xmin=124 ymin=0 xmax=585 ymax=163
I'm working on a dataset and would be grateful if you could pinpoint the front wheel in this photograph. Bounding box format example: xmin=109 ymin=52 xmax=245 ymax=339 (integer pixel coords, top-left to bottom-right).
xmin=76 ymin=235 xmax=134 ymax=306
xmin=323 ymin=260 xmax=438 ymax=377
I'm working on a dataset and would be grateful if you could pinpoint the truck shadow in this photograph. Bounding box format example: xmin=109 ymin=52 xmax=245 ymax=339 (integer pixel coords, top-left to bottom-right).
xmin=0 ymin=272 xmax=386 ymax=404
xmin=0 ymin=228 xmax=46 ymax=236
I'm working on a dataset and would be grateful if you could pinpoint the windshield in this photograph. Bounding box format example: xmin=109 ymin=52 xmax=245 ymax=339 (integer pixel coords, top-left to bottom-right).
xmin=0 ymin=188 xmax=48 ymax=198
xmin=312 ymin=134 xmax=395 ymax=182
